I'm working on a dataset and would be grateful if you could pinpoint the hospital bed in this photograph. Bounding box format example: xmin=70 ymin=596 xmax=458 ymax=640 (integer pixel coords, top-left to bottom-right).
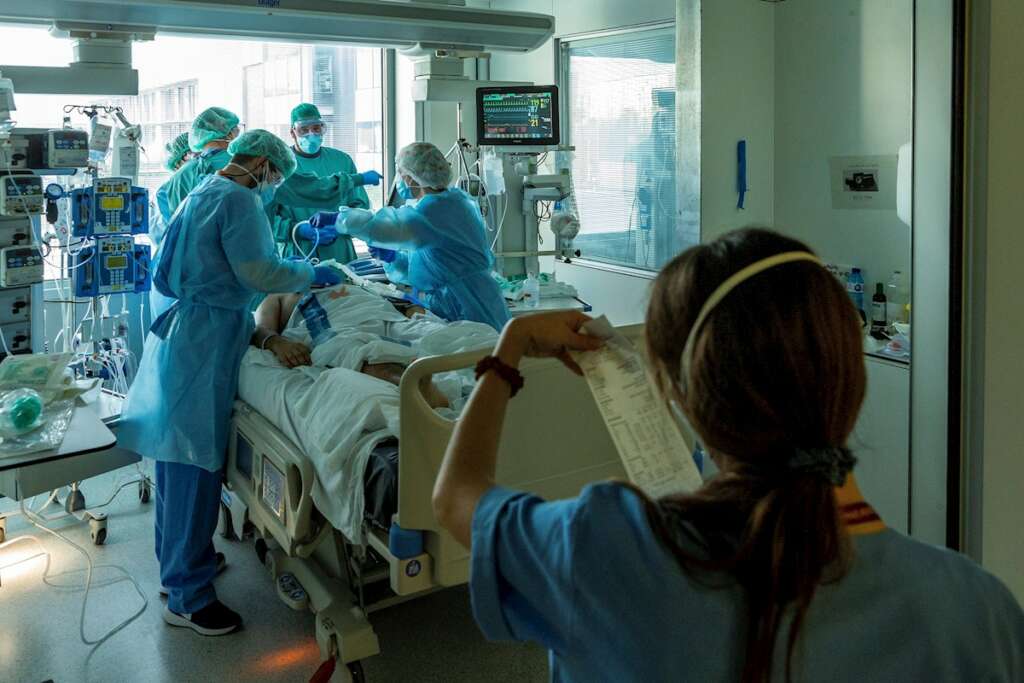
xmin=222 ymin=325 xmax=642 ymax=681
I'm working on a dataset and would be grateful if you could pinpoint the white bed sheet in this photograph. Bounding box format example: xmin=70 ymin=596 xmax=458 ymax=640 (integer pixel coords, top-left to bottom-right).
xmin=237 ymin=284 xmax=497 ymax=544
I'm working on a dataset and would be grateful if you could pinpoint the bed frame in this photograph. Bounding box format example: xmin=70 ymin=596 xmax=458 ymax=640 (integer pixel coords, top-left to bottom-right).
xmin=223 ymin=325 xmax=642 ymax=681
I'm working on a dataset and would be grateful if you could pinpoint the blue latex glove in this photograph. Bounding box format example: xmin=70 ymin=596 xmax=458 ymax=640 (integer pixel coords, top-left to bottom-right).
xmin=312 ymin=266 xmax=342 ymax=288
xmin=295 ymin=220 xmax=338 ymax=246
xmin=308 ymin=211 xmax=339 ymax=229
xmin=369 ymin=246 xmax=397 ymax=263
xmin=286 ymin=255 xmax=307 ymax=262
xmin=360 ymin=170 xmax=383 ymax=187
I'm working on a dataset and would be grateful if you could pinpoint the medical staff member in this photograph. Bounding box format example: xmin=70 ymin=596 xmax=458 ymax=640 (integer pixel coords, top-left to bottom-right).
xmin=433 ymin=228 xmax=1024 ymax=681
xmin=159 ymin=107 xmax=240 ymax=222
xmin=149 ymin=132 xmax=193 ymax=250
xmin=119 ymin=130 xmax=341 ymax=637
xmin=271 ymin=103 xmax=381 ymax=263
xmin=307 ymin=142 xmax=510 ymax=331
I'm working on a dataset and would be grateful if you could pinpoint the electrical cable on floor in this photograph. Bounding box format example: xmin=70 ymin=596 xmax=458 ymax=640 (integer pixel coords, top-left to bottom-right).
xmin=14 ymin=498 xmax=149 ymax=648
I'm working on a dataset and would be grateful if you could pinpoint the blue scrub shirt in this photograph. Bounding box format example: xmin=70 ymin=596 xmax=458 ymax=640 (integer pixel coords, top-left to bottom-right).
xmin=471 ymin=482 xmax=1024 ymax=682
xmin=120 ymin=175 xmax=314 ymax=472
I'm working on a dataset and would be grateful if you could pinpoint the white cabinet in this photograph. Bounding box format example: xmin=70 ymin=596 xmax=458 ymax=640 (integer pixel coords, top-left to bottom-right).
xmin=851 ymin=356 xmax=911 ymax=533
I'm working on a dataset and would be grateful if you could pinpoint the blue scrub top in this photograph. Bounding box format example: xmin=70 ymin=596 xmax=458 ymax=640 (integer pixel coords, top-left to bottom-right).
xmin=471 ymin=483 xmax=1024 ymax=682
xmin=339 ymin=188 xmax=510 ymax=331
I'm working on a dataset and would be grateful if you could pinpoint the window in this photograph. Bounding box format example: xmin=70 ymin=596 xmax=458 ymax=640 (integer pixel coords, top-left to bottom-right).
xmin=0 ymin=26 xmax=386 ymax=277
xmin=561 ymin=25 xmax=693 ymax=271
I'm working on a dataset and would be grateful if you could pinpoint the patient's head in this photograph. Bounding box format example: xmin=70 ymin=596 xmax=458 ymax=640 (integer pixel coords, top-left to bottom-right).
xmin=645 ymin=227 xmax=865 ymax=470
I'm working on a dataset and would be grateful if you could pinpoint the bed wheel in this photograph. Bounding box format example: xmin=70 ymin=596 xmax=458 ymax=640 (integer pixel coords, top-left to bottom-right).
xmin=217 ymin=503 xmax=235 ymax=540
xmin=255 ymin=537 xmax=268 ymax=565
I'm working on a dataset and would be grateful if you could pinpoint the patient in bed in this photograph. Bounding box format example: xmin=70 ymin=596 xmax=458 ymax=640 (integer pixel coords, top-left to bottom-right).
xmin=239 ymin=284 xmax=498 ymax=542
xmin=250 ymin=289 xmax=451 ymax=408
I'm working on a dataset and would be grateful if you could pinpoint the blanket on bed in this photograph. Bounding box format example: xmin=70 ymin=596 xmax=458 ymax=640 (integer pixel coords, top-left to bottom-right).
xmin=238 ymin=284 xmax=497 ymax=543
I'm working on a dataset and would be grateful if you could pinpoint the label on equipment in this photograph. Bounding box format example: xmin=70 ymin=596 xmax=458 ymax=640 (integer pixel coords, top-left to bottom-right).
xmin=261 ymin=456 xmax=286 ymax=521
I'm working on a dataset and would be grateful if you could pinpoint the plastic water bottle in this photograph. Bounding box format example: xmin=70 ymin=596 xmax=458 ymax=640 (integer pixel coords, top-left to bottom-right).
xmin=847 ymin=268 xmax=865 ymax=316
xmin=886 ymin=270 xmax=909 ymax=323
xmin=523 ymin=272 xmax=540 ymax=308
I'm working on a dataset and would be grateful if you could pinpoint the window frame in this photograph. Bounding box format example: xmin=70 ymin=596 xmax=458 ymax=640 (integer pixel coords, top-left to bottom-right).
xmin=555 ymin=20 xmax=680 ymax=279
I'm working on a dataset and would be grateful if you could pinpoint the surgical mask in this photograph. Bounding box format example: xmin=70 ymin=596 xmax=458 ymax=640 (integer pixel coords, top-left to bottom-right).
xmin=227 ymin=162 xmax=280 ymax=206
xmin=297 ymin=133 xmax=323 ymax=155
xmin=396 ymin=179 xmax=415 ymax=201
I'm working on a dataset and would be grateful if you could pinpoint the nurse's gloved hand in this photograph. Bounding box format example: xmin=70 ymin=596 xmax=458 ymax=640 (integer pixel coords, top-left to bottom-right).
xmin=359 ymin=170 xmax=383 ymax=186
xmin=311 ymin=266 xmax=343 ymax=288
xmin=309 ymin=211 xmax=339 ymax=229
xmin=315 ymin=226 xmax=338 ymax=246
xmin=295 ymin=221 xmax=319 ymax=241
xmin=369 ymin=246 xmax=397 ymax=263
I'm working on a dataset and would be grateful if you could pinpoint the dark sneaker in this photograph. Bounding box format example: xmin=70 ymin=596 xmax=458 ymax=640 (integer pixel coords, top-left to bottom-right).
xmin=160 ymin=552 xmax=227 ymax=598
xmin=163 ymin=600 xmax=242 ymax=636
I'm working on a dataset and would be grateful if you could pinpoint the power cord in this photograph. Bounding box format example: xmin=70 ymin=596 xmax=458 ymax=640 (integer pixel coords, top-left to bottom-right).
xmin=2 ymin=498 xmax=149 ymax=648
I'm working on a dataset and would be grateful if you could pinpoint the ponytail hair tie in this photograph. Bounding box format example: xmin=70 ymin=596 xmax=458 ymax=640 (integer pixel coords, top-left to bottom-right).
xmin=787 ymin=447 xmax=857 ymax=486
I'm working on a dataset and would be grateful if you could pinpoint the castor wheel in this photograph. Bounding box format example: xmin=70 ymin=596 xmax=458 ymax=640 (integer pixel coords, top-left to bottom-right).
xmin=254 ymin=537 xmax=268 ymax=565
xmin=138 ymin=480 xmax=151 ymax=504
xmin=217 ymin=503 xmax=235 ymax=540
xmin=90 ymin=517 xmax=108 ymax=545
xmin=65 ymin=488 xmax=86 ymax=514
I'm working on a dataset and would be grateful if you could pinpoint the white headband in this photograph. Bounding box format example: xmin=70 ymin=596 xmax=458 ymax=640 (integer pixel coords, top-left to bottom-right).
xmin=679 ymin=251 xmax=823 ymax=382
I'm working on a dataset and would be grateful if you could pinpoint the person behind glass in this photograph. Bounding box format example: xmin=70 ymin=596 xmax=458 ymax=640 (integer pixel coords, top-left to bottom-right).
xmin=304 ymin=142 xmax=510 ymax=332
xmin=118 ymin=130 xmax=342 ymax=637
xmin=433 ymin=228 xmax=1024 ymax=681
xmin=272 ymin=102 xmax=382 ymax=264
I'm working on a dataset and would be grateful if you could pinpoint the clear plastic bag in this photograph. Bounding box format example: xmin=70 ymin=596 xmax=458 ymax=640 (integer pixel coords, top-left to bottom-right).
xmin=0 ymin=397 xmax=75 ymax=459
xmin=0 ymin=387 xmax=45 ymax=436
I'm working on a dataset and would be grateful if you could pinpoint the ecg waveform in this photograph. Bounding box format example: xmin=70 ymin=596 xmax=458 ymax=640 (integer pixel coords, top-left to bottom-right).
xmin=481 ymin=93 xmax=555 ymax=140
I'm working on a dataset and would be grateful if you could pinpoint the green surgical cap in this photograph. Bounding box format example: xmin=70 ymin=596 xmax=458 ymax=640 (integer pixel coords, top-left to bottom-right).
xmin=291 ymin=103 xmax=322 ymax=125
xmin=189 ymin=106 xmax=240 ymax=152
xmin=227 ymin=129 xmax=297 ymax=179
xmin=164 ymin=132 xmax=191 ymax=171
xmin=396 ymin=142 xmax=452 ymax=189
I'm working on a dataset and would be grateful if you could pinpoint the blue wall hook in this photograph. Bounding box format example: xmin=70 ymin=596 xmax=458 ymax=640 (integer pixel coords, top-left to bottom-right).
xmin=737 ymin=139 xmax=748 ymax=210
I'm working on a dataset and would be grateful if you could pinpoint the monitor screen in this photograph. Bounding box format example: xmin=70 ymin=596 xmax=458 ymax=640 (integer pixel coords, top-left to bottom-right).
xmin=477 ymin=85 xmax=560 ymax=146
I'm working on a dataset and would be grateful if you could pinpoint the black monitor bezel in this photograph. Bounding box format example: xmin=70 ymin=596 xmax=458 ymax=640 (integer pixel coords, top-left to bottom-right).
xmin=476 ymin=85 xmax=560 ymax=147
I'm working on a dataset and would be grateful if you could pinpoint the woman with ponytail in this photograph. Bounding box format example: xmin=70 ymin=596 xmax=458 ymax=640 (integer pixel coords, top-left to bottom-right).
xmin=434 ymin=228 xmax=1023 ymax=682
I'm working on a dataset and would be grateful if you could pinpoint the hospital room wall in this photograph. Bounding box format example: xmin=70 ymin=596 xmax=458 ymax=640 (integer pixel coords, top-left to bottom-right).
xmin=965 ymin=0 xmax=1024 ymax=603
xmin=772 ymin=0 xmax=913 ymax=297
xmin=487 ymin=0 xmax=776 ymax=325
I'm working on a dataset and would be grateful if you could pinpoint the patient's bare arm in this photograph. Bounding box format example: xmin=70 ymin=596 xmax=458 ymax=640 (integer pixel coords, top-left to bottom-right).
xmin=252 ymin=293 xmax=310 ymax=368
xmin=360 ymin=362 xmax=450 ymax=409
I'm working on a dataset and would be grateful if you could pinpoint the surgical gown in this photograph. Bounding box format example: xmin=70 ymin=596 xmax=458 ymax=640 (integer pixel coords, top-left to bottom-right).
xmin=119 ymin=174 xmax=314 ymax=472
xmin=159 ymin=148 xmax=232 ymax=220
xmin=337 ymin=188 xmax=510 ymax=331
xmin=270 ymin=147 xmax=370 ymax=263
xmin=149 ymin=148 xmax=233 ymax=321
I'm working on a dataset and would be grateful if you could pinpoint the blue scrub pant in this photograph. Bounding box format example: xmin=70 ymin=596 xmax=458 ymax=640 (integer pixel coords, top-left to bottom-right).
xmin=154 ymin=460 xmax=223 ymax=614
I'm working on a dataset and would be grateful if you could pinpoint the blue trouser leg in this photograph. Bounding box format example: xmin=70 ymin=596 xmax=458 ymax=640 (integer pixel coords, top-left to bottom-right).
xmin=155 ymin=460 xmax=223 ymax=614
